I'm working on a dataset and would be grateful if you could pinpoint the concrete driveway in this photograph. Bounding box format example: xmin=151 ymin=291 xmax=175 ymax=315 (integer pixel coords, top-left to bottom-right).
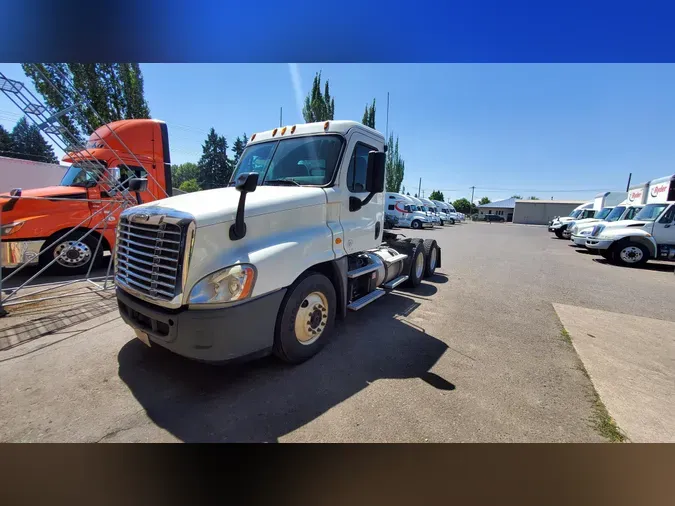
xmin=1 ymin=222 xmax=671 ymax=442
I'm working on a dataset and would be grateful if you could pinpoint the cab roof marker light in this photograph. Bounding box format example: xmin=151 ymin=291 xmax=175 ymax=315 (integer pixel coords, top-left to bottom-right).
xmin=323 ymin=121 xmax=329 ymax=130
xmin=272 ymin=128 xmax=278 ymax=137
xmin=291 ymin=125 xmax=296 ymax=134
xmin=250 ymin=133 xmax=256 ymax=141
xmin=280 ymin=126 xmax=287 ymax=135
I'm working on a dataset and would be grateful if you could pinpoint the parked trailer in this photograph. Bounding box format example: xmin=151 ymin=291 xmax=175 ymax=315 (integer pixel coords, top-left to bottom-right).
xmin=0 ymin=156 xmax=67 ymax=193
xmin=115 ymin=121 xmax=442 ymax=364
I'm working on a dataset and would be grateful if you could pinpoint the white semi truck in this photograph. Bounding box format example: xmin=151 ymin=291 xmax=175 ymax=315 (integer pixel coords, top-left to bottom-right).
xmin=409 ymin=196 xmax=440 ymax=226
xmin=569 ymin=182 xmax=648 ymax=247
xmin=548 ymin=202 xmax=595 ymax=238
xmin=585 ymin=174 xmax=675 ymax=266
xmin=420 ymin=197 xmax=446 ymax=225
xmin=560 ymin=191 xmax=626 ymax=239
xmin=431 ymin=200 xmax=452 ymax=224
xmin=114 ymin=121 xmax=442 ymax=364
xmin=385 ymin=192 xmax=434 ymax=229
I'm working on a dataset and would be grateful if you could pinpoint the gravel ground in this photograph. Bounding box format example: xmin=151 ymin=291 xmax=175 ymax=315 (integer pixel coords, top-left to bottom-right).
xmin=1 ymin=222 xmax=672 ymax=442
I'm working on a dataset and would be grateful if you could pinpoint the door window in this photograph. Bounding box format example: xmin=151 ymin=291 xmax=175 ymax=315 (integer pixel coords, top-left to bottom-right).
xmin=658 ymin=205 xmax=675 ymax=224
xmin=346 ymin=143 xmax=375 ymax=193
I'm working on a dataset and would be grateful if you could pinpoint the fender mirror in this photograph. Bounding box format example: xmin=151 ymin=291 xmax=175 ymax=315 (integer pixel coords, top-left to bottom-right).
xmin=230 ymin=172 xmax=259 ymax=241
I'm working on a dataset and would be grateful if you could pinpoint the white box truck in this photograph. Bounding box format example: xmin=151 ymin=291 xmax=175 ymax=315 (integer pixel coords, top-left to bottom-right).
xmin=385 ymin=192 xmax=434 ymax=229
xmin=560 ymin=191 xmax=626 ymax=239
xmin=549 ymin=202 xmax=595 ymax=238
xmin=114 ymin=121 xmax=443 ymax=364
xmin=585 ymin=174 xmax=675 ymax=266
xmin=570 ymin=182 xmax=648 ymax=247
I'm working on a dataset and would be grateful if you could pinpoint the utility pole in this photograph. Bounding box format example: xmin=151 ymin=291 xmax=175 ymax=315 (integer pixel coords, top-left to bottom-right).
xmin=626 ymin=172 xmax=632 ymax=192
xmin=280 ymin=107 xmax=283 ymax=127
xmin=385 ymin=92 xmax=390 ymax=140
xmin=418 ymin=178 xmax=421 ymax=199
xmin=470 ymin=186 xmax=475 ymax=209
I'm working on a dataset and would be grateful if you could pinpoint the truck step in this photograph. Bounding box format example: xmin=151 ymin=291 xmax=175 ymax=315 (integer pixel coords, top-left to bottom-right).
xmin=382 ymin=275 xmax=409 ymax=290
xmin=347 ymin=289 xmax=386 ymax=311
xmin=347 ymin=264 xmax=379 ymax=279
xmin=384 ymin=253 xmax=407 ymax=264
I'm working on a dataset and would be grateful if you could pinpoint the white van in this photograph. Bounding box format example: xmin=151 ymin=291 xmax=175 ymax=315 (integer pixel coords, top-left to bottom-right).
xmin=385 ymin=192 xmax=434 ymax=229
xmin=586 ymin=174 xmax=675 ymax=266
xmin=570 ymin=182 xmax=648 ymax=246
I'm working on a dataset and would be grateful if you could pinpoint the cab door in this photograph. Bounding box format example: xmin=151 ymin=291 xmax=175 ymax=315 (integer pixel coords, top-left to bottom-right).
xmin=652 ymin=204 xmax=675 ymax=257
xmin=337 ymin=132 xmax=384 ymax=254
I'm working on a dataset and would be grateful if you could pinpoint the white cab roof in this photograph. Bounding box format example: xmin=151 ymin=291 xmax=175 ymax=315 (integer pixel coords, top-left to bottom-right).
xmin=248 ymin=120 xmax=384 ymax=146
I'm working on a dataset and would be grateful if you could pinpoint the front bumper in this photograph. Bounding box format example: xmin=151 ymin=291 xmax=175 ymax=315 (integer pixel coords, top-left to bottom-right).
xmin=422 ymin=222 xmax=434 ymax=228
xmin=0 ymin=239 xmax=45 ymax=268
xmin=571 ymin=234 xmax=590 ymax=246
xmin=585 ymin=238 xmax=614 ymax=251
xmin=116 ymin=287 xmax=286 ymax=363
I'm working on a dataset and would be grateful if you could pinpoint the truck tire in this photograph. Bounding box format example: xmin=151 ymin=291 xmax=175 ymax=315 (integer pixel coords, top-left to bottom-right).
xmin=422 ymin=239 xmax=438 ymax=277
xmin=388 ymin=239 xmax=424 ymax=288
xmin=554 ymin=227 xmax=566 ymax=239
xmin=273 ymin=272 xmax=337 ymax=364
xmin=411 ymin=220 xmax=422 ymax=230
xmin=449 ymin=218 xmax=455 ymax=224
xmin=40 ymin=230 xmax=104 ymax=275
xmin=613 ymin=240 xmax=649 ymax=267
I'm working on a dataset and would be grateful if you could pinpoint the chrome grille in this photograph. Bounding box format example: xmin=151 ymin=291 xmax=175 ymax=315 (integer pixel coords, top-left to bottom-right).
xmin=116 ymin=216 xmax=185 ymax=301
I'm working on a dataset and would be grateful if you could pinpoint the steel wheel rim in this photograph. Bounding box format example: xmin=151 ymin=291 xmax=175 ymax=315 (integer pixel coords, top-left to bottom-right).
xmin=429 ymin=247 xmax=437 ymax=271
xmin=415 ymin=250 xmax=425 ymax=279
xmin=295 ymin=291 xmax=329 ymax=345
xmin=620 ymin=246 xmax=643 ymax=263
xmin=54 ymin=240 xmax=92 ymax=268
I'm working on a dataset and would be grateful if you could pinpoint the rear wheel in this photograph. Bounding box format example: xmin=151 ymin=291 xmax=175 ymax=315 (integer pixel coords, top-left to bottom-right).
xmin=422 ymin=239 xmax=438 ymax=277
xmin=273 ymin=272 xmax=336 ymax=364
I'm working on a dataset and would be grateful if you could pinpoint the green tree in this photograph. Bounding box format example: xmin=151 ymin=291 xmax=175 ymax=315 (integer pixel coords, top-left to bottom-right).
xmin=429 ymin=190 xmax=445 ymax=201
xmin=511 ymin=194 xmax=523 ymax=199
xmin=231 ymin=133 xmax=248 ymax=167
xmin=179 ymin=179 xmax=201 ymax=193
xmin=385 ymin=132 xmax=405 ymax=192
xmin=22 ymin=63 xmax=150 ymax=141
xmin=171 ymin=162 xmax=199 ymax=188
xmin=361 ymin=99 xmax=376 ymax=128
xmin=302 ymin=71 xmax=335 ymax=123
xmin=0 ymin=124 xmax=12 ymax=157
xmin=452 ymin=198 xmax=472 ymax=214
xmin=479 ymin=196 xmax=491 ymax=205
xmin=9 ymin=117 xmax=58 ymax=163
xmin=528 ymin=196 xmax=540 ymax=200
xmin=401 ymin=185 xmax=406 ymax=195
xmin=198 ymin=128 xmax=231 ymax=190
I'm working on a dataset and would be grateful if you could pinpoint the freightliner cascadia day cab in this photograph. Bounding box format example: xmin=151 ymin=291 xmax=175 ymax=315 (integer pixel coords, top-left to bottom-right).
xmin=1 ymin=119 xmax=172 ymax=274
xmin=410 ymin=196 xmax=440 ymax=226
xmin=548 ymin=202 xmax=595 ymax=238
xmin=114 ymin=121 xmax=443 ymax=364
xmin=420 ymin=197 xmax=445 ymax=225
xmin=431 ymin=200 xmax=456 ymax=224
xmin=585 ymin=174 xmax=675 ymax=266
xmin=570 ymin=182 xmax=648 ymax=247
xmin=384 ymin=192 xmax=433 ymax=229
xmin=560 ymin=191 xmax=626 ymax=239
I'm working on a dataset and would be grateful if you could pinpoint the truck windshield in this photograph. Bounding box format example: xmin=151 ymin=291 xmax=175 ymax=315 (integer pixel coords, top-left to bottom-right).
xmin=60 ymin=165 xmax=102 ymax=188
xmin=569 ymin=210 xmax=582 ymax=218
xmin=594 ymin=208 xmax=613 ymax=220
xmin=634 ymin=204 xmax=669 ymax=221
xmin=231 ymin=135 xmax=344 ymax=187
xmin=605 ymin=206 xmax=626 ymax=221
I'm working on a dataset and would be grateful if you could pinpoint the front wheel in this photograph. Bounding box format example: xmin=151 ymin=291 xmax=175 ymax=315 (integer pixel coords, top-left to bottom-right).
xmin=450 ymin=218 xmax=455 ymax=225
xmin=273 ymin=272 xmax=336 ymax=364
xmin=411 ymin=220 xmax=422 ymax=230
xmin=40 ymin=230 xmax=104 ymax=274
xmin=554 ymin=227 xmax=565 ymax=239
xmin=614 ymin=241 xmax=649 ymax=267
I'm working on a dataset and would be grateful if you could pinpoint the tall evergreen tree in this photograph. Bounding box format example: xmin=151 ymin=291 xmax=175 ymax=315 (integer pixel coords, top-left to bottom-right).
xmin=171 ymin=162 xmax=200 ymax=188
xmin=9 ymin=117 xmax=58 ymax=163
xmin=302 ymin=72 xmax=335 ymax=123
xmin=198 ymin=128 xmax=231 ymax=190
xmin=362 ymin=99 xmax=376 ymax=128
xmin=429 ymin=190 xmax=444 ymax=201
xmin=22 ymin=63 xmax=150 ymax=141
xmin=232 ymin=133 xmax=248 ymax=166
xmin=385 ymin=131 xmax=405 ymax=192
xmin=0 ymin=124 xmax=12 ymax=157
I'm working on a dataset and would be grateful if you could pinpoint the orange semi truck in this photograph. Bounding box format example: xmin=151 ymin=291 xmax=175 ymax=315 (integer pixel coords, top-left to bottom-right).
xmin=1 ymin=119 xmax=173 ymax=274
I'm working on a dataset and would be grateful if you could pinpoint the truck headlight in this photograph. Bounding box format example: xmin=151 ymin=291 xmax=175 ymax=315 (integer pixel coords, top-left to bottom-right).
xmin=188 ymin=264 xmax=256 ymax=304
xmin=0 ymin=221 xmax=25 ymax=236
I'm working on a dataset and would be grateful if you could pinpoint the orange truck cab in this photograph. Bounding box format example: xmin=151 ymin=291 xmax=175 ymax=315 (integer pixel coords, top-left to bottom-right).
xmin=1 ymin=119 xmax=172 ymax=273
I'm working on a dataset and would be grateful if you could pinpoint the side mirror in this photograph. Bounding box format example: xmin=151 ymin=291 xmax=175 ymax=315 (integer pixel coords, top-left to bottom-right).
xmin=365 ymin=151 xmax=386 ymax=193
xmin=230 ymin=172 xmax=259 ymax=241
xmin=128 ymin=178 xmax=148 ymax=192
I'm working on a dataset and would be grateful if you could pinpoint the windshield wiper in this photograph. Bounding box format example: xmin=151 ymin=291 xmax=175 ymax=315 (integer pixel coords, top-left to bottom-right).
xmin=265 ymin=179 xmax=301 ymax=186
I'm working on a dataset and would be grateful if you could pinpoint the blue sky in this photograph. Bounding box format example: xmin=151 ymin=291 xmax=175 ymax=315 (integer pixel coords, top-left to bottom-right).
xmin=2 ymin=63 xmax=675 ymax=203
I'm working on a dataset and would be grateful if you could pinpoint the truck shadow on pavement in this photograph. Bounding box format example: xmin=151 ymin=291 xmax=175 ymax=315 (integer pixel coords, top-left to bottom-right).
xmin=117 ymin=289 xmax=453 ymax=443
xmin=592 ymin=258 xmax=675 ymax=273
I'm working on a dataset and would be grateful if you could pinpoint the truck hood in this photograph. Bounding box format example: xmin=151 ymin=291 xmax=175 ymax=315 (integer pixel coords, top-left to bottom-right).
xmin=1 ymin=186 xmax=86 ymax=212
xmin=598 ymin=219 xmax=648 ymax=231
xmin=137 ymin=186 xmax=327 ymax=227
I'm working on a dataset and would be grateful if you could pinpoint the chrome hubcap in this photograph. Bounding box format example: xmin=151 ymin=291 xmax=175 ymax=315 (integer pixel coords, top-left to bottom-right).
xmin=429 ymin=247 xmax=437 ymax=271
xmin=620 ymin=246 xmax=643 ymax=263
xmin=415 ymin=250 xmax=425 ymax=279
xmin=295 ymin=291 xmax=329 ymax=345
xmin=54 ymin=240 xmax=91 ymax=268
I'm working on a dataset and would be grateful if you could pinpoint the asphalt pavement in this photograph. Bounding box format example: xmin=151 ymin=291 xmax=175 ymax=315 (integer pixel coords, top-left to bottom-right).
xmin=1 ymin=222 xmax=672 ymax=442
